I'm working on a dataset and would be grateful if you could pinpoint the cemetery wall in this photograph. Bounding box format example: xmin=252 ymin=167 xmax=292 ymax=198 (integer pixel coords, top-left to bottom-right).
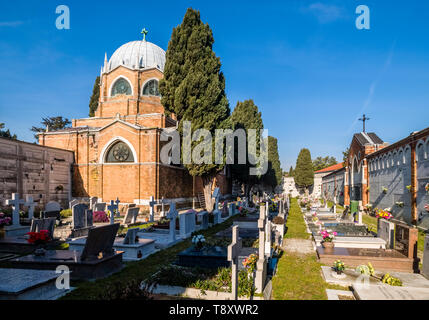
xmin=321 ymin=168 xmax=345 ymax=205
xmin=0 ymin=137 xmax=74 ymax=209
xmin=367 ymin=127 xmax=429 ymax=228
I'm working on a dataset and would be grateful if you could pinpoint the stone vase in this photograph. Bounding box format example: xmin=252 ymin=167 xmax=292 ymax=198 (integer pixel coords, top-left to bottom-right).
xmin=322 ymin=241 xmax=335 ymax=250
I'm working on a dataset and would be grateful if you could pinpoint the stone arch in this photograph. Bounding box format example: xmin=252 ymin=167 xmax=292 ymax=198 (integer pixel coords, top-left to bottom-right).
xmin=109 ymin=75 xmax=133 ymax=97
xmin=416 ymin=139 xmax=426 ymax=161
xmin=99 ymin=136 xmax=138 ymax=164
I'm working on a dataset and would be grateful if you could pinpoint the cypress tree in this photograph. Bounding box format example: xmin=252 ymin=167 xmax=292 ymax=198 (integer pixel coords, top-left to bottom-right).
xmin=288 ymin=166 xmax=294 ymax=177
xmin=263 ymin=136 xmax=282 ymax=190
xmin=294 ymin=148 xmax=314 ymax=193
xmin=89 ymin=76 xmax=100 ymax=117
xmin=230 ymin=99 xmax=264 ymax=199
xmin=159 ymin=8 xmax=230 ymax=210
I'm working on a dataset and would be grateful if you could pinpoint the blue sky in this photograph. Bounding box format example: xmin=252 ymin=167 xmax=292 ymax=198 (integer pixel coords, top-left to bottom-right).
xmin=1 ymin=0 xmax=429 ymax=171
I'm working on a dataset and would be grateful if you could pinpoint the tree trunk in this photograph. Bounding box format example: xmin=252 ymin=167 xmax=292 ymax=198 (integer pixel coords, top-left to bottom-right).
xmin=202 ymin=174 xmax=216 ymax=212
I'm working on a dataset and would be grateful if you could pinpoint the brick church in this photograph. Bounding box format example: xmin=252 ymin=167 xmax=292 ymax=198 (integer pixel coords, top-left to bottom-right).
xmin=38 ymin=36 xmax=230 ymax=208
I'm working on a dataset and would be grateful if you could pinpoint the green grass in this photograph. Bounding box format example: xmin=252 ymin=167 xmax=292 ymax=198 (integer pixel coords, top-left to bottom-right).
xmin=362 ymin=214 xmax=378 ymax=233
xmin=272 ymin=253 xmax=328 ymax=300
xmin=327 ymin=200 xmax=344 ymax=212
xmin=284 ymin=198 xmax=309 ymax=239
xmin=272 ymin=198 xmax=342 ymax=300
xmin=61 ymin=215 xmax=240 ymax=300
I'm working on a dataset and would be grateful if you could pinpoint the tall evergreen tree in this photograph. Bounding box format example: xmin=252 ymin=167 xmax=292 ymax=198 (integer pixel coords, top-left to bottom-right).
xmin=312 ymin=156 xmax=337 ymax=171
xmin=89 ymin=76 xmax=100 ymax=117
xmin=263 ymin=136 xmax=282 ymax=190
xmin=294 ymin=148 xmax=314 ymax=193
xmin=31 ymin=116 xmax=71 ymax=141
xmin=0 ymin=123 xmax=17 ymax=140
xmin=288 ymin=166 xmax=294 ymax=177
xmin=159 ymin=8 xmax=230 ymax=210
xmin=230 ymin=99 xmax=264 ymax=199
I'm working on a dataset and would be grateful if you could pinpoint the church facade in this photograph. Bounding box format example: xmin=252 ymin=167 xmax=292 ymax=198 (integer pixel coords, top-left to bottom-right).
xmin=38 ymin=37 xmax=230 ymax=207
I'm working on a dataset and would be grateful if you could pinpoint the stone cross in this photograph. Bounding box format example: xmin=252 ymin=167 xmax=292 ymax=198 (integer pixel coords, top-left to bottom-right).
xmin=6 ymin=193 xmax=25 ymax=227
xmin=89 ymin=197 xmax=98 ymax=211
xmin=265 ymin=220 xmax=272 ymax=258
xmin=167 ymin=202 xmax=178 ymax=242
xmin=107 ymin=200 xmax=118 ymax=225
xmin=115 ymin=198 xmax=121 ymax=217
xmin=25 ymin=195 xmax=36 ymax=220
xmin=333 ymin=197 xmax=337 ymax=214
xmin=228 ymin=225 xmax=242 ymax=300
xmin=149 ymin=196 xmax=157 ymax=222
xmin=160 ymin=197 xmax=167 ymax=218
xmin=255 ymin=204 xmax=267 ymax=293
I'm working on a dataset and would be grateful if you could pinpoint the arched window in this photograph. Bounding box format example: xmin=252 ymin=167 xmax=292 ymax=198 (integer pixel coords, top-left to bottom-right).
xmin=111 ymin=78 xmax=132 ymax=96
xmin=105 ymin=141 xmax=134 ymax=163
xmin=142 ymin=79 xmax=160 ymax=96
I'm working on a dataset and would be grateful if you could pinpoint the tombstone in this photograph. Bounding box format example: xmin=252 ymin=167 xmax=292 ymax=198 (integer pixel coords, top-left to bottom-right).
xmin=340 ymin=206 xmax=350 ymax=221
xmin=394 ymin=223 xmax=418 ymax=260
xmin=148 ymin=196 xmax=156 ymax=222
xmin=378 ymin=219 xmax=395 ymax=249
xmin=115 ymin=198 xmax=121 ymax=217
xmin=227 ymin=225 xmax=242 ymax=300
xmin=5 ymin=193 xmax=25 ymax=227
xmin=212 ymin=188 xmax=222 ymax=223
xmin=265 ymin=220 xmax=272 ymax=258
xmin=107 ymin=200 xmax=119 ymax=225
xmin=228 ymin=203 xmax=235 ymax=217
xmin=197 ymin=211 xmax=209 ymax=230
xmin=89 ymin=197 xmax=98 ymax=211
xmin=30 ymin=218 xmax=56 ymax=239
xmin=123 ymin=228 xmax=139 ymax=245
xmin=160 ymin=197 xmax=168 ymax=218
xmin=94 ymin=202 xmax=106 ymax=212
xmin=357 ymin=210 xmax=363 ymax=225
xmin=167 ymin=202 xmax=179 ymax=242
xmin=24 ymin=196 xmax=36 ymax=220
xmin=69 ymin=199 xmax=79 ymax=209
xmin=72 ymin=204 xmax=89 ymax=229
xmin=179 ymin=210 xmax=196 ymax=238
xmin=255 ymin=204 xmax=267 ymax=294
xmin=123 ymin=207 xmax=140 ymax=225
xmin=221 ymin=201 xmax=229 ymax=218
xmin=423 ymin=235 xmax=429 ymax=279
xmin=43 ymin=201 xmax=61 ymax=220
xmin=81 ymin=223 xmax=119 ymax=260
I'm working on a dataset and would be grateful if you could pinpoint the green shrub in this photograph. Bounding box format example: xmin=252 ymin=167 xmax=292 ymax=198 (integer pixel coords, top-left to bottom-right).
xmin=60 ymin=209 xmax=72 ymax=218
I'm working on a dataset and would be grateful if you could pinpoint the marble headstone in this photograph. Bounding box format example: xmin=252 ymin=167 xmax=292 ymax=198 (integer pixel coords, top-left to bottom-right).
xmin=123 ymin=207 xmax=139 ymax=225
xmin=378 ymin=219 xmax=395 ymax=249
xmin=123 ymin=228 xmax=139 ymax=245
xmin=179 ymin=210 xmax=196 ymax=238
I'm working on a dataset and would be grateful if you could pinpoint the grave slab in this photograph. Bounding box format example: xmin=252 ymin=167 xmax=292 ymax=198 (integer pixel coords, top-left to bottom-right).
xmin=353 ymin=284 xmax=429 ymax=300
xmin=0 ymin=268 xmax=73 ymax=300
xmin=313 ymin=236 xmax=386 ymax=249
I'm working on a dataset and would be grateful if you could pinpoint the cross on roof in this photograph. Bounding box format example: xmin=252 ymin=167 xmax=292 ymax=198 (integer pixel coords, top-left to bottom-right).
xmin=141 ymin=28 xmax=148 ymax=41
xmin=359 ymin=114 xmax=370 ymax=133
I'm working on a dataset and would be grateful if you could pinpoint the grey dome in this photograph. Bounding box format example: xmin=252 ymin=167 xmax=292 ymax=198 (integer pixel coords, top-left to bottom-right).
xmin=107 ymin=40 xmax=166 ymax=72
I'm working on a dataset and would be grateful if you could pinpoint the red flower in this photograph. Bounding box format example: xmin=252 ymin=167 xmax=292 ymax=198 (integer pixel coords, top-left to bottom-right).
xmin=26 ymin=230 xmax=51 ymax=245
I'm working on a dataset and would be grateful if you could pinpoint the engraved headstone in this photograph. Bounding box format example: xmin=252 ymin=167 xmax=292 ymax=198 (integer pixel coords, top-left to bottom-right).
xmin=123 ymin=228 xmax=139 ymax=245
xmin=72 ymin=204 xmax=89 ymax=229
xmin=179 ymin=209 xmax=196 ymax=238
xmin=81 ymin=223 xmax=120 ymax=261
xmin=30 ymin=217 xmax=56 ymax=239
xmin=167 ymin=202 xmax=179 ymax=242
xmin=94 ymin=202 xmax=107 ymax=212
xmin=378 ymin=219 xmax=395 ymax=249
xmin=123 ymin=207 xmax=139 ymax=225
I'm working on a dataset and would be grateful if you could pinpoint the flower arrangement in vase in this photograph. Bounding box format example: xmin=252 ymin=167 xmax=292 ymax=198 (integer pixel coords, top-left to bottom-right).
xmin=93 ymin=211 xmax=109 ymax=223
xmin=333 ymin=260 xmax=345 ymax=275
xmin=375 ymin=208 xmax=393 ymax=220
xmin=395 ymin=201 xmax=404 ymax=208
xmin=425 ymin=183 xmax=429 ymax=194
xmin=26 ymin=230 xmax=51 ymax=255
xmin=192 ymin=234 xmax=206 ymax=251
xmin=382 ymin=187 xmax=388 ymax=194
xmin=406 ymin=185 xmax=412 ymax=192
xmin=0 ymin=212 xmax=12 ymax=239
xmin=320 ymin=229 xmax=337 ymax=249
xmin=242 ymin=253 xmax=258 ymax=273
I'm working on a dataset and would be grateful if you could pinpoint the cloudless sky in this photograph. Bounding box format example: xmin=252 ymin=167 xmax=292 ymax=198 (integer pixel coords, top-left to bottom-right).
xmin=1 ymin=0 xmax=428 ymax=170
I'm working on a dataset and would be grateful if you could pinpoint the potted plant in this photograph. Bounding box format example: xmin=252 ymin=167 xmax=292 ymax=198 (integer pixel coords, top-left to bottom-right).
xmin=375 ymin=208 xmax=393 ymax=220
xmin=333 ymin=260 xmax=345 ymax=275
xmin=0 ymin=212 xmax=12 ymax=239
xmin=242 ymin=253 xmax=258 ymax=275
xmin=26 ymin=230 xmax=51 ymax=255
xmin=191 ymin=234 xmax=206 ymax=251
xmin=320 ymin=229 xmax=337 ymax=249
